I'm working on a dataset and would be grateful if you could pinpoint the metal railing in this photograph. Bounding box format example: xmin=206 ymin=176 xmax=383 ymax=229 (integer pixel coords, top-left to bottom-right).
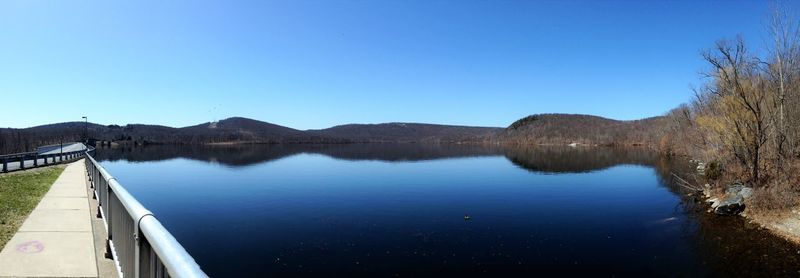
xmin=1 ymin=148 xmax=87 ymax=173
xmin=85 ymin=150 xmax=208 ymax=278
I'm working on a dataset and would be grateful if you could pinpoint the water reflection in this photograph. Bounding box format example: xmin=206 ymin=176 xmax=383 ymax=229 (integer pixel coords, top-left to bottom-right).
xmin=95 ymin=144 xmax=663 ymax=173
xmin=94 ymin=144 xmax=799 ymax=277
xmin=94 ymin=144 xmax=506 ymax=165
xmin=503 ymin=145 xmax=660 ymax=174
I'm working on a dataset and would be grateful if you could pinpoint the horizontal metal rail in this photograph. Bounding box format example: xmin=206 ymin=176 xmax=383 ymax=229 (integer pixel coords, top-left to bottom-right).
xmin=85 ymin=150 xmax=207 ymax=278
xmin=1 ymin=146 xmax=87 ymax=173
xmin=0 ymin=151 xmax=38 ymax=159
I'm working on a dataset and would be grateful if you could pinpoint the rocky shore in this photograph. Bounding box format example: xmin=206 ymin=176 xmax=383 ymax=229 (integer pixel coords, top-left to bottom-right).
xmin=698 ymin=175 xmax=800 ymax=245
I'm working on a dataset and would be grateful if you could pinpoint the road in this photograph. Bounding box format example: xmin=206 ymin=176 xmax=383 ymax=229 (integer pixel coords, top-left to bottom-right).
xmin=2 ymin=143 xmax=87 ymax=172
xmin=36 ymin=143 xmax=87 ymax=155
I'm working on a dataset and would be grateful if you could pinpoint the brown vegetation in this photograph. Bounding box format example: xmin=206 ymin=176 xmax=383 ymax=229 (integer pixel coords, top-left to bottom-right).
xmin=309 ymin=123 xmax=501 ymax=143
xmin=500 ymin=5 xmax=800 ymax=216
xmin=501 ymin=113 xmax=668 ymax=148
xmin=658 ymin=6 xmax=800 ymax=214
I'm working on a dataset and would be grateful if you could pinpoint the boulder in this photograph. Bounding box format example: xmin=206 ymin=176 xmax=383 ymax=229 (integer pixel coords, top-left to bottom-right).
xmin=713 ymin=182 xmax=753 ymax=216
xmin=715 ymin=195 xmax=745 ymax=215
xmin=739 ymin=187 xmax=753 ymax=198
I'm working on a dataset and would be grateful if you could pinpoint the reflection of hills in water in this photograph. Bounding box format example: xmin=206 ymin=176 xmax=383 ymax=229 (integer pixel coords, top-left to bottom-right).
xmin=94 ymin=144 xmax=672 ymax=175
xmin=503 ymin=145 xmax=660 ymax=174
xmin=93 ymin=144 xmax=506 ymax=166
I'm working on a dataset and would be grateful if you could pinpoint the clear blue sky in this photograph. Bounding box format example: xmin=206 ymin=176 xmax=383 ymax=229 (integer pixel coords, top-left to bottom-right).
xmin=0 ymin=0 xmax=786 ymax=129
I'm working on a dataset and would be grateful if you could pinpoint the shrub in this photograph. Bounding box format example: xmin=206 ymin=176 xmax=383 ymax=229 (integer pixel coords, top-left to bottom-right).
xmin=749 ymin=185 xmax=798 ymax=215
xmin=705 ymin=160 xmax=722 ymax=181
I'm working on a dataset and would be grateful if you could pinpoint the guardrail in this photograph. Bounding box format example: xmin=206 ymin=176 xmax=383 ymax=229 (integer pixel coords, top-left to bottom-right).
xmin=85 ymin=150 xmax=208 ymax=278
xmin=1 ymin=148 xmax=87 ymax=173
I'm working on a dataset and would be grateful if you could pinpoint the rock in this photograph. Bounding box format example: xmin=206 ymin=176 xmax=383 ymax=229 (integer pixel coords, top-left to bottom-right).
xmin=706 ymin=197 xmax=720 ymax=208
xmin=715 ymin=194 xmax=745 ymax=215
xmin=725 ymin=182 xmax=745 ymax=195
xmin=712 ymin=182 xmax=753 ymax=216
xmin=740 ymin=187 xmax=753 ymax=198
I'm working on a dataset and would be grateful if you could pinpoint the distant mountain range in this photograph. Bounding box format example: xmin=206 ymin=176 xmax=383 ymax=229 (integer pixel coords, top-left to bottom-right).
xmin=0 ymin=114 xmax=669 ymax=153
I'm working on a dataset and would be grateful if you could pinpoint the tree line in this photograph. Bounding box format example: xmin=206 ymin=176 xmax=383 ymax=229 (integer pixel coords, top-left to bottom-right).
xmin=659 ymin=4 xmax=800 ymax=211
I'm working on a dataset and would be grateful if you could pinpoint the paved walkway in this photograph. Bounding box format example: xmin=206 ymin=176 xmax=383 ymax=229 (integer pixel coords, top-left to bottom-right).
xmin=0 ymin=160 xmax=99 ymax=277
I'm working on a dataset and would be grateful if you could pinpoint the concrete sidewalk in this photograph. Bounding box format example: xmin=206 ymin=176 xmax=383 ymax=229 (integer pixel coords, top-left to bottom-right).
xmin=0 ymin=160 xmax=99 ymax=277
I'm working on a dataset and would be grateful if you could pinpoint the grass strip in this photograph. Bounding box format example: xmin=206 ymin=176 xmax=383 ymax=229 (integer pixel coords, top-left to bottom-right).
xmin=0 ymin=166 xmax=65 ymax=249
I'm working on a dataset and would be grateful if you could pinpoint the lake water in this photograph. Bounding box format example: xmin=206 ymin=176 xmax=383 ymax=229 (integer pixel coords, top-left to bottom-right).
xmin=94 ymin=144 xmax=800 ymax=277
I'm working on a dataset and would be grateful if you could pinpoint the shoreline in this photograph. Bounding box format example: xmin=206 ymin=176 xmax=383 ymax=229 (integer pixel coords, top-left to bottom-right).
xmin=700 ymin=188 xmax=800 ymax=245
xmin=750 ymin=211 xmax=800 ymax=245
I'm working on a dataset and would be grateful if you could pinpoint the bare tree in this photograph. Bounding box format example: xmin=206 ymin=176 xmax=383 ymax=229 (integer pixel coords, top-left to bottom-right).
xmin=698 ymin=37 xmax=771 ymax=184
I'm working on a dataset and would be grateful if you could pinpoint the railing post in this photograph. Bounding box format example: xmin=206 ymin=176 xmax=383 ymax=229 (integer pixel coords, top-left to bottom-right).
xmin=105 ymin=237 xmax=113 ymax=260
xmin=19 ymin=155 xmax=25 ymax=170
xmin=33 ymin=154 xmax=38 ymax=167
xmin=96 ymin=178 xmax=104 ymax=219
xmin=135 ymin=229 xmax=141 ymax=278
xmin=104 ymin=186 xmax=113 ymax=260
xmin=2 ymin=158 xmax=7 ymax=173
xmin=139 ymin=237 xmax=151 ymax=278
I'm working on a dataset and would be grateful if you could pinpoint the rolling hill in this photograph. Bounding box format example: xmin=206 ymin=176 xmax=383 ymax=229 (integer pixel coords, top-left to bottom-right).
xmin=310 ymin=123 xmax=502 ymax=143
xmin=0 ymin=117 xmax=502 ymax=153
xmin=0 ymin=113 xmax=672 ymax=154
xmin=501 ymin=113 xmax=668 ymax=147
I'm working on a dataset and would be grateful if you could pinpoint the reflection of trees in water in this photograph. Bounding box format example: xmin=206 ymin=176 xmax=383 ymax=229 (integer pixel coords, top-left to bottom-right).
xmin=94 ymin=144 xmax=301 ymax=166
xmin=96 ymin=144 xmax=688 ymax=180
xmin=93 ymin=143 xmax=507 ymax=166
xmin=97 ymin=144 xmax=671 ymax=174
xmin=97 ymin=144 xmax=681 ymax=175
xmin=305 ymin=144 xmax=505 ymax=161
xmin=503 ymin=145 xmax=660 ymax=174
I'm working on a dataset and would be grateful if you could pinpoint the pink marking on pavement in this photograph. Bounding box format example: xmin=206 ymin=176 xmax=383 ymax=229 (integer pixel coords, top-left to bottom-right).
xmin=15 ymin=241 xmax=44 ymax=253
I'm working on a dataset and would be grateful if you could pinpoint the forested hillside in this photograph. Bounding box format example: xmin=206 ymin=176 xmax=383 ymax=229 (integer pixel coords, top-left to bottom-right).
xmin=501 ymin=113 xmax=669 ymax=147
xmin=310 ymin=123 xmax=501 ymax=143
xmin=0 ymin=118 xmax=501 ymax=153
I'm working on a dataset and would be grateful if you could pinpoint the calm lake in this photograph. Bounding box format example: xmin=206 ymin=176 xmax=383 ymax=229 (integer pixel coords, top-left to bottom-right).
xmin=94 ymin=144 xmax=800 ymax=277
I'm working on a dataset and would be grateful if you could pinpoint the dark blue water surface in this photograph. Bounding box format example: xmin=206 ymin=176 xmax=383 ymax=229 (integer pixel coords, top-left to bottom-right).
xmin=95 ymin=144 xmax=800 ymax=277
